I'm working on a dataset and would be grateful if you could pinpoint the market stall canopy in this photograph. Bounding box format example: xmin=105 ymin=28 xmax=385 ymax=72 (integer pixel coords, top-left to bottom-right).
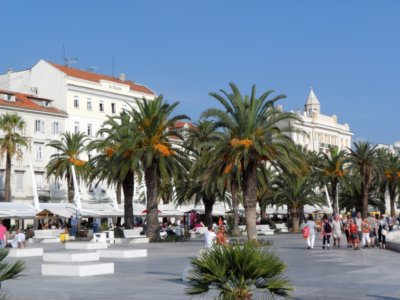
xmin=81 ymin=203 xmax=123 ymax=217
xmin=0 ymin=203 xmax=36 ymax=218
xmin=39 ymin=203 xmax=80 ymax=219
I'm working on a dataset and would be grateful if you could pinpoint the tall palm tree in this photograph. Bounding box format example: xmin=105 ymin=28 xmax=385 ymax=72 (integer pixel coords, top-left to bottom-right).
xmin=320 ymin=146 xmax=348 ymax=214
xmin=186 ymin=242 xmax=293 ymax=299
xmin=123 ymin=96 xmax=190 ymax=242
xmin=46 ymin=132 xmax=89 ymax=203
xmin=0 ymin=113 xmax=30 ymax=202
xmin=348 ymin=141 xmax=380 ymax=217
xmin=378 ymin=149 xmax=400 ymax=217
xmin=87 ymin=112 xmax=140 ymax=229
xmin=202 ymin=83 xmax=297 ymax=240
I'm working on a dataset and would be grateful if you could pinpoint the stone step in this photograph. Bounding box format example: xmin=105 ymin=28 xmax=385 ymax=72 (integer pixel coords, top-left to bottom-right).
xmin=97 ymin=249 xmax=147 ymax=259
xmin=8 ymin=248 xmax=43 ymax=257
xmin=30 ymin=238 xmax=60 ymax=244
xmin=43 ymin=251 xmax=100 ymax=262
xmin=114 ymin=237 xmax=149 ymax=244
xmin=41 ymin=262 xmax=114 ymax=277
xmin=65 ymin=242 xmax=108 ymax=250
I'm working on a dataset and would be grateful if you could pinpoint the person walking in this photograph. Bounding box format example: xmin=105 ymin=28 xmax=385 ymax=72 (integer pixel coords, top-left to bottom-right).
xmin=367 ymin=213 xmax=377 ymax=248
xmin=354 ymin=211 xmax=363 ymax=242
xmin=321 ymin=214 xmax=332 ymax=250
xmin=204 ymin=225 xmax=217 ymax=249
xmin=332 ymin=213 xmax=343 ymax=248
xmin=304 ymin=215 xmax=317 ymax=250
xmin=361 ymin=217 xmax=371 ymax=249
xmin=0 ymin=220 xmax=7 ymax=249
xmin=378 ymin=214 xmax=388 ymax=249
xmin=343 ymin=215 xmax=352 ymax=248
xmin=349 ymin=218 xmax=360 ymax=250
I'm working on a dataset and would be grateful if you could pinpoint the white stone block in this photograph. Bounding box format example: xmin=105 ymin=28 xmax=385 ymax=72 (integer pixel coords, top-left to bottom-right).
xmin=41 ymin=263 xmax=114 ymax=277
xmin=97 ymin=249 xmax=147 ymax=259
xmin=65 ymin=242 xmax=108 ymax=250
xmin=8 ymin=248 xmax=43 ymax=257
xmin=30 ymin=237 xmax=60 ymax=244
xmin=43 ymin=252 xmax=99 ymax=262
xmin=128 ymin=237 xmax=149 ymax=244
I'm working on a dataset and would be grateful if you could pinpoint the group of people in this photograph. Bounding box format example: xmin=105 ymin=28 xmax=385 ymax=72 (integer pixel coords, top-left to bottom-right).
xmin=204 ymin=225 xmax=228 ymax=249
xmin=303 ymin=212 xmax=393 ymax=250
xmin=0 ymin=220 xmax=27 ymax=249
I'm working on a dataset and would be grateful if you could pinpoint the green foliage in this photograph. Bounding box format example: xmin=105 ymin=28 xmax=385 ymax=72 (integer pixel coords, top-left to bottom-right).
xmin=0 ymin=248 xmax=25 ymax=299
xmin=186 ymin=241 xmax=293 ymax=299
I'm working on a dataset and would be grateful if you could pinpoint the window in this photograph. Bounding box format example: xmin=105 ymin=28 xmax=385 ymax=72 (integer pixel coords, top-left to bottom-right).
xmin=99 ymin=100 xmax=104 ymax=112
xmin=34 ymin=143 xmax=44 ymax=160
xmin=74 ymin=122 xmax=80 ymax=133
xmin=111 ymin=103 xmax=116 ymax=114
xmin=34 ymin=120 xmax=45 ymax=133
xmin=16 ymin=172 xmax=24 ymax=191
xmin=87 ymin=98 xmax=92 ymax=111
xmin=35 ymin=173 xmax=43 ymax=189
xmin=52 ymin=122 xmax=60 ymax=134
xmin=87 ymin=124 xmax=93 ymax=136
xmin=74 ymin=96 xmax=79 ymax=108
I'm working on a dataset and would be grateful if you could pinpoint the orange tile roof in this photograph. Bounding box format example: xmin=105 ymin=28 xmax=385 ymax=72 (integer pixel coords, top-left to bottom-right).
xmin=50 ymin=63 xmax=155 ymax=95
xmin=0 ymin=90 xmax=67 ymax=116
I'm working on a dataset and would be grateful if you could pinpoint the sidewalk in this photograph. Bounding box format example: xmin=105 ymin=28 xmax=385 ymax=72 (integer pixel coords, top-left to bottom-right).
xmin=3 ymin=235 xmax=400 ymax=300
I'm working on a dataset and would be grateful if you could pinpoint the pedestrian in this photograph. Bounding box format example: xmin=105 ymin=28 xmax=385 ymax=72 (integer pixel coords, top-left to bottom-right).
xmin=378 ymin=214 xmax=388 ymax=249
xmin=354 ymin=211 xmax=363 ymax=242
xmin=305 ymin=215 xmax=317 ymax=250
xmin=321 ymin=214 xmax=332 ymax=250
xmin=332 ymin=213 xmax=343 ymax=248
xmin=70 ymin=215 xmax=78 ymax=238
xmin=204 ymin=225 xmax=216 ymax=249
xmin=361 ymin=217 xmax=371 ymax=249
xmin=349 ymin=219 xmax=360 ymax=250
xmin=367 ymin=213 xmax=377 ymax=248
xmin=343 ymin=215 xmax=352 ymax=248
xmin=216 ymin=226 xmax=228 ymax=245
xmin=0 ymin=220 xmax=7 ymax=249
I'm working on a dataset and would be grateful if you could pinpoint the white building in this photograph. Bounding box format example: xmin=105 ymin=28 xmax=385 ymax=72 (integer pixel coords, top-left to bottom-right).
xmin=0 ymin=90 xmax=67 ymax=203
xmin=0 ymin=60 xmax=156 ymax=204
xmin=280 ymin=88 xmax=353 ymax=153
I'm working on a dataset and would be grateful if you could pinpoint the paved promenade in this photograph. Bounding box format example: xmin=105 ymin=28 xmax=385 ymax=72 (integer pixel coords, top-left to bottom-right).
xmin=3 ymin=234 xmax=400 ymax=300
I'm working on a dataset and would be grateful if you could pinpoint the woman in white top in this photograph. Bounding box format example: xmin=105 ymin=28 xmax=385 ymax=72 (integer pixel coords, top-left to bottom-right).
xmin=305 ymin=215 xmax=317 ymax=250
xmin=332 ymin=213 xmax=343 ymax=248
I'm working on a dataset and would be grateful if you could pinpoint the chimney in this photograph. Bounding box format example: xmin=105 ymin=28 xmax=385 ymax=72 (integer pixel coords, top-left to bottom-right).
xmin=119 ymin=73 xmax=126 ymax=81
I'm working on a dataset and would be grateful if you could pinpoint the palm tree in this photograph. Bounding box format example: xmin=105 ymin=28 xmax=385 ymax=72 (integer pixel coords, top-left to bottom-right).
xmin=378 ymin=149 xmax=400 ymax=217
xmin=348 ymin=141 xmax=380 ymax=217
xmin=87 ymin=112 xmax=140 ymax=229
xmin=0 ymin=248 xmax=25 ymax=299
xmin=186 ymin=242 xmax=293 ymax=299
xmin=123 ymin=96 xmax=190 ymax=242
xmin=0 ymin=113 xmax=30 ymax=202
xmin=46 ymin=132 xmax=89 ymax=203
xmin=202 ymin=83 xmax=297 ymax=240
xmin=270 ymin=168 xmax=323 ymax=232
xmin=320 ymin=146 xmax=348 ymax=214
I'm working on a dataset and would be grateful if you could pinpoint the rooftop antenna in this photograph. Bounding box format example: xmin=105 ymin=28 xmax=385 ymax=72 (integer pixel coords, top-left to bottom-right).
xmin=63 ymin=44 xmax=78 ymax=67
xmin=87 ymin=66 xmax=99 ymax=72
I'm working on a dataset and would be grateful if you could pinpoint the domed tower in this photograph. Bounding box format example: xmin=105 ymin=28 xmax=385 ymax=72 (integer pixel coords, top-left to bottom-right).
xmin=304 ymin=87 xmax=320 ymax=117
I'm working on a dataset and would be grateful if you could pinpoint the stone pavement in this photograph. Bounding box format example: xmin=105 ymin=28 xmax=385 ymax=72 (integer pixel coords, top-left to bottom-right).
xmin=3 ymin=234 xmax=400 ymax=300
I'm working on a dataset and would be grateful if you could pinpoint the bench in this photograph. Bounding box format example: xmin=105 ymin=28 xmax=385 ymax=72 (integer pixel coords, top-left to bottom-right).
xmin=65 ymin=242 xmax=108 ymax=250
xmin=97 ymin=249 xmax=147 ymax=259
xmin=275 ymin=223 xmax=289 ymax=233
xmin=43 ymin=252 xmax=100 ymax=262
xmin=256 ymin=224 xmax=274 ymax=236
xmin=123 ymin=229 xmax=149 ymax=244
xmin=34 ymin=229 xmax=64 ymax=239
xmin=42 ymin=262 xmax=114 ymax=277
xmin=8 ymin=248 xmax=43 ymax=257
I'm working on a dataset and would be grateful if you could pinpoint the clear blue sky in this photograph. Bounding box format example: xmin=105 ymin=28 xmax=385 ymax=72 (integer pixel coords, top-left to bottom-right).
xmin=1 ymin=1 xmax=399 ymax=144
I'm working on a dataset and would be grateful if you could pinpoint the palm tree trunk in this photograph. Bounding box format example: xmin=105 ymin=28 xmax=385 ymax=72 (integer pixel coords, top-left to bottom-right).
xmin=243 ymin=160 xmax=258 ymax=241
xmin=4 ymin=152 xmax=12 ymax=202
xmin=361 ymin=182 xmax=369 ymax=218
xmin=67 ymin=175 xmax=74 ymax=204
xmin=116 ymin=182 xmax=122 ymax=205
xmin=390 ymin=184 xmax=396 ymax=217
xmin=291 ymin=207 xmax=300 ymax=232
xmin=231 ymin=182 xmax=240 ymax=237
xmin=203 ymin=196 xmax=215 ymax=227
xmin=122 ymin=170 xmax=134 ymax=229
xmin=331 ymin=180 xmax=337 ymax=214
xmin=145 ymin=163 xmax=160 ymax=242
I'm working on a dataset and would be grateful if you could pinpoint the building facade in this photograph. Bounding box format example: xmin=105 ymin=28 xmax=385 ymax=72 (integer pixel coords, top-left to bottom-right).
xmin=0 ymin=60 xmax=156 ymax=205
xmin=0 ymin=90 xmax=67 ymax=203
xmin=280 ymin=88 xmax=353 ymax=153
